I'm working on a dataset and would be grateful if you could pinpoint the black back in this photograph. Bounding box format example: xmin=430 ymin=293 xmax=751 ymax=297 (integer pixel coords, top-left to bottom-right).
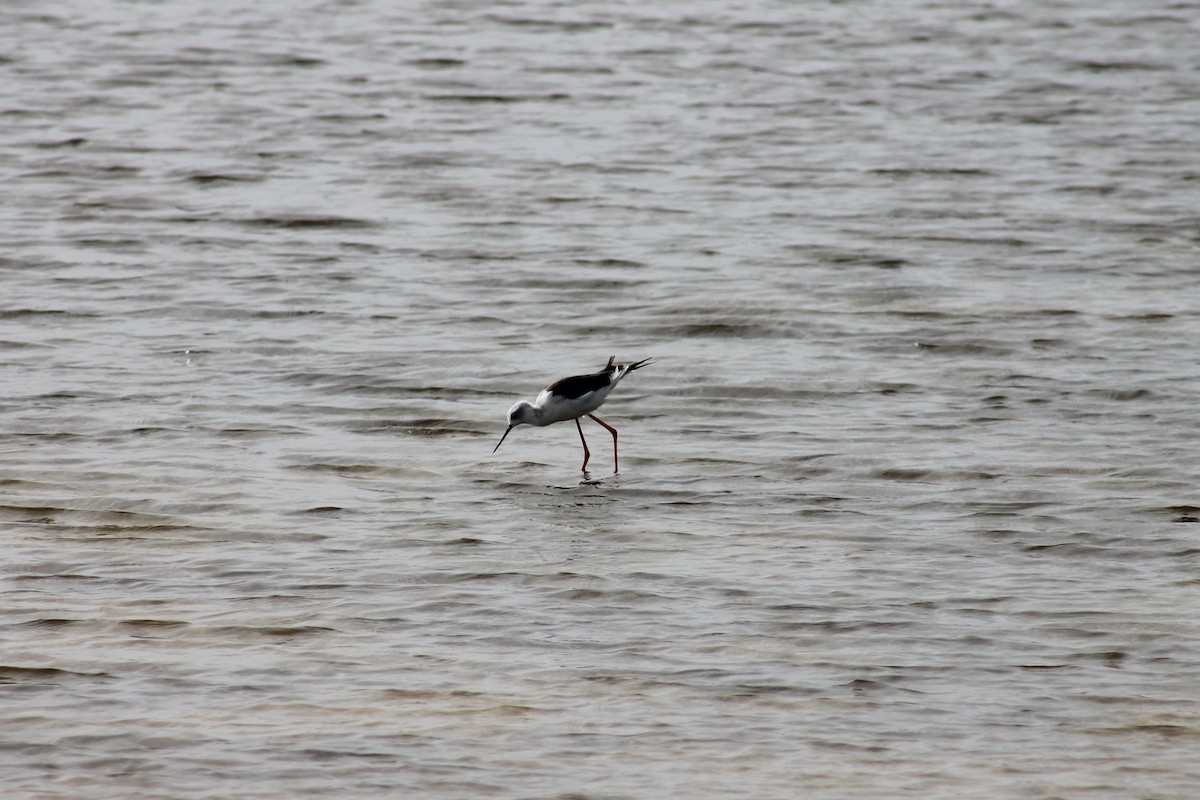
xmin=546 ymin=360 xmax=616 ymax=400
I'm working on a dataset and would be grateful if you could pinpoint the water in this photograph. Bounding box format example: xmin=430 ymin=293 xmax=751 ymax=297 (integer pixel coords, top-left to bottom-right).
xmin=3 ymin=1 xmax=1199 ymax=797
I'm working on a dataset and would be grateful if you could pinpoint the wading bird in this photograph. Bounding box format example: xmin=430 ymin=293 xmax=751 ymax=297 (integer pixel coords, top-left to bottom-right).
xmin=492 ymin=356 xmax=652 ymax=473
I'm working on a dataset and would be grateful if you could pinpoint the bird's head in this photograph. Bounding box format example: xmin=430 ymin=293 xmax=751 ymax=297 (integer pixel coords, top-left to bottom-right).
xmin=493 ymin=401 xmax=537 ymax=454
xmin=506 ymin=401 xmax=537 ymax=427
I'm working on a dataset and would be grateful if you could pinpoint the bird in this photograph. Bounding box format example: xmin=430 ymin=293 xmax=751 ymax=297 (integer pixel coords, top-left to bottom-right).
xmin=492 ymin=356 xmax=653 ymax=473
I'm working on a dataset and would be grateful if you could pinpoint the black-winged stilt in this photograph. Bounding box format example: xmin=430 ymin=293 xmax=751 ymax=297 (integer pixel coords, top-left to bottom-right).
xmin=492 ymin=356 xmax=653 ymax=473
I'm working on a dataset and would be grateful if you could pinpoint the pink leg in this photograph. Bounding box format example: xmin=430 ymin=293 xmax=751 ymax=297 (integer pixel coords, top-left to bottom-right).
xmin=576 ymin=417 xmax=591 ymax=472
xmin=587 ymin=414 xmax=619 ymax=473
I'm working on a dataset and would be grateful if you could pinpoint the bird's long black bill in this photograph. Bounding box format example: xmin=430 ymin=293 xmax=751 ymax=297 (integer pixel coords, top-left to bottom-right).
xmin=492 ymin=425 xmax=515 ymax=454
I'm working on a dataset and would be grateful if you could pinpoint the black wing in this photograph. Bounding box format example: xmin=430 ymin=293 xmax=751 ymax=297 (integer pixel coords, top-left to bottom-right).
xmin=545 ymin=358 xmax=616 ymax=400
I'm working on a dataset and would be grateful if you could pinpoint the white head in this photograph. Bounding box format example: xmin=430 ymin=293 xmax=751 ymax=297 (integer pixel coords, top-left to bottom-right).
xmin=492 ymin=401 xmax=538 ymax=454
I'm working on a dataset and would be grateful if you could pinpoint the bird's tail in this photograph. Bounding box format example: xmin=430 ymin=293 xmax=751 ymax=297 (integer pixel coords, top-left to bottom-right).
xmin=613 ymin=357 xmax=654 ymax=382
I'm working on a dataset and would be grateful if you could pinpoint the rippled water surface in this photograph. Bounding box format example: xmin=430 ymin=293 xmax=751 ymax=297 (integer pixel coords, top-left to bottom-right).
xmin=3 ymin=1 xmax=1200 ymax=798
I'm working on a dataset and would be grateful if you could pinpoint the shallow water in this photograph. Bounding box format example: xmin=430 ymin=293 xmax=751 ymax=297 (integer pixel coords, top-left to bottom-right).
xmin=3 ymin=1 xmax=1200 ymax=798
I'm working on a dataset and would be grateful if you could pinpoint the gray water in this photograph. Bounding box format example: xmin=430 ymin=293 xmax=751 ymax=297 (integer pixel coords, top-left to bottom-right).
xmin=3 ymin=1 xmax=1199 ymax=798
